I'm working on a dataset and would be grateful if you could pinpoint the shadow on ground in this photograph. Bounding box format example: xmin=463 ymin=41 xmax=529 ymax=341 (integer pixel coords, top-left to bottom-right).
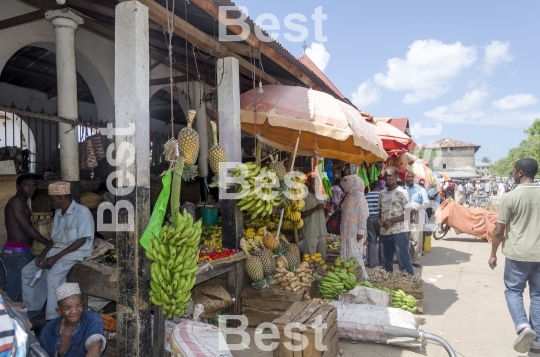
xmin=421 ymin=246 xmax=472 ymax=267
xmin=421 ymin=283 xmax=458 ymax=316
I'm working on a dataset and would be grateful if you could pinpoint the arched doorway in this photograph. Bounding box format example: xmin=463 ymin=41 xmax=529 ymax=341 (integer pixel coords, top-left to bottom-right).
xmin=0 ymin=45 xmax=97 ymax=175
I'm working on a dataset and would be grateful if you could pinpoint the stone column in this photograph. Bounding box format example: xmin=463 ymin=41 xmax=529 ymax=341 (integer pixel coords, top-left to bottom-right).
xmin=190 ymin=81 xmax=209 ymax=201
xmin=114 ymin=2 xmax=151 ymax=356
xmin=45 ymin=9 xmax=83 ymax=202
xmin=217 ymin=57 xmax=242 ymax=249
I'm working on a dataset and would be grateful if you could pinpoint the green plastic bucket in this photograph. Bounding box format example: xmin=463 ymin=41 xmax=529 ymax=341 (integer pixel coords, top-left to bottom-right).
xmin=200 ymin=206 xmax=218 ymax=226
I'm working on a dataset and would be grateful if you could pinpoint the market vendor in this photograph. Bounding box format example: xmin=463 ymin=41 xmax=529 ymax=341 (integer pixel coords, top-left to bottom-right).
xmin=40 ymin=282 xmax=106 ymax=357
xmin=301 ymin=176 xmax=327 ymax=261
xmin=2 ymin=174 xmax=50 ymax=302
xmin=21 ymin=181 xmax=95 ymax=320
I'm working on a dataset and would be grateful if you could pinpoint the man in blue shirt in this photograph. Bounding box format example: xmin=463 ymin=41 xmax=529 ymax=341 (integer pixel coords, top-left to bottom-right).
xmin=405 ymin=172 xmax=429 ymax=268
xmin=40 ymin=282 xmax=106 ymax=357
xmin=22 ymin=181 xmax=95 ymax=320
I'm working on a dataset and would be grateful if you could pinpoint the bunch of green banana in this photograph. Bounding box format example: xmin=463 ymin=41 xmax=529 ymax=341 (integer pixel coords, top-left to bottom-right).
xmin=145 ymin=209 xmax=203 ymax=319
xmin=231 ymin=162 xmax=281 ymax=219
xmin=318 ymin=271 xmax=358 ymax=300
xmin=391 ymin=289 xmax=418 ymax=313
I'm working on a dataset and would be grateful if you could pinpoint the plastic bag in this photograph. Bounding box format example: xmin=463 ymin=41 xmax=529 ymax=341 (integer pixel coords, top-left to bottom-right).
xmin=330 ymin=302 xmax=421 ymax=348
xmin=338 ymin=286 xmax=391 ymax=306
xmin=140 ymin=172 xmax=172 ymax=250
xmin=169 ymin=322 xmax=232 ymax=357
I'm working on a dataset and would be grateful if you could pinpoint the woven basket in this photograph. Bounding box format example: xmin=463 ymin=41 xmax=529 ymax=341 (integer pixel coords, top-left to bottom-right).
xmin=191 ymin=281 xmax=233 ymax=319
xmin=89 ymin=134 xmax=106 ymax=161
xmin=80 ymin=192 xmax=103 ymax=209
xmin=32 ymin=218 xmax=52 ymax=256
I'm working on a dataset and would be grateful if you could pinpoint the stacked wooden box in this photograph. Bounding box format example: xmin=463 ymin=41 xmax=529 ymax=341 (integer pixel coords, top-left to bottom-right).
xmin=379 ymin=281 xmax=424 ymax=314
xmin=240 ymin=285 xmax=306 ymax=327
xmin=272 ymin=301 xmax=338 ymax=357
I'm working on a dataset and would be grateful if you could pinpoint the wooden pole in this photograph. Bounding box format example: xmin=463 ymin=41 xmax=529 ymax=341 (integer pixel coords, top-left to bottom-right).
xmin=114 ymin=2 xmax=151 ymax=356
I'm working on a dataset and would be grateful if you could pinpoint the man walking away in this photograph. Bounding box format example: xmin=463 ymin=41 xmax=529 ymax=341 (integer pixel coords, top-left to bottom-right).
xmin=365 ymin=180 xmax=381 ymax=268
xmin=484 ymin=180 xmax=492 ymax=196
xmin=489 ymin=158 xmax=540 ymax=353
xmin=301 ymin=176 xmax=327 ymax=261
xmin=377 ymin=167 xmax=414 ymax=276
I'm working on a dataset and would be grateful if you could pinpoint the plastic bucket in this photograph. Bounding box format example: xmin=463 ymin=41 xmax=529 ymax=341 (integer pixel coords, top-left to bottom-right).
xmin=200 ymin=206 xmax=218 ymax=226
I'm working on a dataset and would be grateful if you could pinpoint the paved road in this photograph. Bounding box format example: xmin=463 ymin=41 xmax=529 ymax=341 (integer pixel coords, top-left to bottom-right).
xmin=228 ymin=230 xmax=536 ymax=356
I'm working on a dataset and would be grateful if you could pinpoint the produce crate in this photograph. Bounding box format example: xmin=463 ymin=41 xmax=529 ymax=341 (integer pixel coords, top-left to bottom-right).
xmin=240 ymin=285 xmax=306 ymax=327
xmin=325 ymin=253 xmax=339 ymax=265
xmin=379 ymin=281 xmax=424 ymax=300
xmin=272 ymin=301 xmax=339 ymax=357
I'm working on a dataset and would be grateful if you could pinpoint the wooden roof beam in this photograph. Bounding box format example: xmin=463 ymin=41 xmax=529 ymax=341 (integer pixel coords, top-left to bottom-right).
xmin=188 ymin=0 xmax=319 ymax=89
xmin=0 ymin=10 xmax=45 ymax=31
xmin=137 ymin=0 xmax=281 ymax=85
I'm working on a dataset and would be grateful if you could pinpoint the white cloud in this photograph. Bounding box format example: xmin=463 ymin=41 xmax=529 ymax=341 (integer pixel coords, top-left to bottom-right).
xmin=492 ymin=93 xmax=537 ymax=111
xmin=424 ymin=89 xmax=487 ymax=124
xmin=373 ymin=39 xmax=477 ymax=104
xmin=305 ymin=42 xmax=330 ymax=72
xmin=425 ymin=89 xmax=539 ymax=126
xmin=351 ymin=80 xmax=381 ymax=109
xmin=483 ymin=40 xmax=513 ymax=73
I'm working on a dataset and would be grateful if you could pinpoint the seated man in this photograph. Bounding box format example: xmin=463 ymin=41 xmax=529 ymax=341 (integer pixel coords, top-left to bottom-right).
xmin=22 ymin=181 xmax=95 ymax=320
xmin=40 ymin=283 xmax=106 ymax=357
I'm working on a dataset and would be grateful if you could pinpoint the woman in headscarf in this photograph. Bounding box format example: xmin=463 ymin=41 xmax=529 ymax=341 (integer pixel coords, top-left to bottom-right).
xmin=340 ymin=175 xmax=370 ymax=280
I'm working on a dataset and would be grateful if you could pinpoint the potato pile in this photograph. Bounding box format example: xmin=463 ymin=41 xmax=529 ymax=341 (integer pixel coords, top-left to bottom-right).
xmin=274 ymin=262 xmax=315 ymax=292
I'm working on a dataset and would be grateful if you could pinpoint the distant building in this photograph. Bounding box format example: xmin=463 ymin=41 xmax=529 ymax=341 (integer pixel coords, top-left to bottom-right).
xmin=423 ymin=138 xmax=480 ymax=178
xmin=476 ymin=162 xmax=491 ymax=177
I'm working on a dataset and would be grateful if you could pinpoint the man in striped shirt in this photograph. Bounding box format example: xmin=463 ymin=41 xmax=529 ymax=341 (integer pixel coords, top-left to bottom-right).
xmin=365 ymin=180 xmax=382 ymax=268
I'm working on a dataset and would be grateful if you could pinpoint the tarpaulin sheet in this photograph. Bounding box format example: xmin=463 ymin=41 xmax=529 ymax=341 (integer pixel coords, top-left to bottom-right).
xmin=436 ymin=199 xmax=498 ymax=243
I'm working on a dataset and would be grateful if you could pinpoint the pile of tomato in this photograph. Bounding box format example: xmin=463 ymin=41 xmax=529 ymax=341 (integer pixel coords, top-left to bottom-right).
xmin=198 ymin=248 xmax=237 ymax=262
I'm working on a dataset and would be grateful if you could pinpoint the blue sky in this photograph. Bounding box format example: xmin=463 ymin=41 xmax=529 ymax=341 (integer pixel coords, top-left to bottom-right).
xmin=235 ymin=0 xmax=540 ymax=161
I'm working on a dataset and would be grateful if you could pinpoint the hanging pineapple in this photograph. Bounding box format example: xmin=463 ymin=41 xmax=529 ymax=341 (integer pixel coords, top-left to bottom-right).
xmin=177 ymin=109 xmax=199 ymax=181
xmin=208 ymin=120 xmax=227 ymax=187
xmin=269 ymin=154 xmax=287 ymax=181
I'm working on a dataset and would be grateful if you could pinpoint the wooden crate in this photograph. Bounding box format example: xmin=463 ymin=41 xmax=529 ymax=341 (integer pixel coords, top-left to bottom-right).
xmin=240 ymin=285 xmax=306 ymax=327
xmin=272 ymin=301 xmax=339 ymax=357
xmin=379 ymin=281 xmax=424 ymax=299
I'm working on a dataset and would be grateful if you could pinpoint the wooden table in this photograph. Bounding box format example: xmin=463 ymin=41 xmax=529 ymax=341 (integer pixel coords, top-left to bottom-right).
xmin=152 ymin=252 xmax=246 ymax=357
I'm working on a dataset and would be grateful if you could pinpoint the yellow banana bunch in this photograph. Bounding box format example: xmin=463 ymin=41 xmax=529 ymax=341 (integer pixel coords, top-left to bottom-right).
xmin=285 ymin=205 xmax=302 ymax=222
xmin=145 ymin=209 xmax=202 ymax=319
xmin=203 ymin=233 xmax=222 ymax=251
xmin=232 ymin=162 xmax=281 ymax=219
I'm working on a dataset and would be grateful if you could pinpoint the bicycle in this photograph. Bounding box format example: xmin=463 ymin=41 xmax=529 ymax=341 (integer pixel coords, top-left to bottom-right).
xmin=384 ymin=325 xmax=457 ymax=357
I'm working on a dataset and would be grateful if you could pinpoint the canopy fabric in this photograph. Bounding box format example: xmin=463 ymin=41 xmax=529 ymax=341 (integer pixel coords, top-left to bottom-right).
xmin=433 ymin=171 xmax=451 ymax=180
xmin=408 ymin=162 xmax=438 ymax=188
xmin=240 ymin=85 xmax=387 ymax=164
xmin=367 ymin=120 xmax=413 ymax=156
xmin=439 ymin=171 xmax=480 ymax=179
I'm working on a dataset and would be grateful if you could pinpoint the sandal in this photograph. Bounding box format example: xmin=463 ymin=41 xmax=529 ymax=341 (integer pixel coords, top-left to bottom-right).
xmin=514 ymin=328 xmax=537 ymax=353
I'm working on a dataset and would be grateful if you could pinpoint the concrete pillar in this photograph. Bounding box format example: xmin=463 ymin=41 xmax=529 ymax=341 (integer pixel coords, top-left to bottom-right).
xmin=217 ymin=57 xmax=242 ymax=249
xmin=190 ymin=81 xmax=209 ymax=201
xmin=114 ymin=2 xmax=151 ymax=356
xmin=45 ymin=9 xmax=83 ymax=202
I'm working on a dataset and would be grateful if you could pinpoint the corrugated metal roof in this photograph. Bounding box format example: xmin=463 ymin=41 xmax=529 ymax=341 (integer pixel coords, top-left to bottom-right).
xmin=298 ymin=53 xmax=347 ymax=102
xmin=423 ymin=138 xmax=480 ymax=149
xmin=160 ymin=0 xmax=349 ymax=100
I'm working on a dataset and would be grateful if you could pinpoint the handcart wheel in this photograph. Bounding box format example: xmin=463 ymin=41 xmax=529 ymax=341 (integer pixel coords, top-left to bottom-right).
xmin=433 ymin=223 xmax=450 ymax=240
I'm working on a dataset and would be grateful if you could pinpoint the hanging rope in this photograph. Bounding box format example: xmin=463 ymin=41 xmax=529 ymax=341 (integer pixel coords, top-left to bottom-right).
xmin=164 ymin=0 xmax=177 ymax=138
